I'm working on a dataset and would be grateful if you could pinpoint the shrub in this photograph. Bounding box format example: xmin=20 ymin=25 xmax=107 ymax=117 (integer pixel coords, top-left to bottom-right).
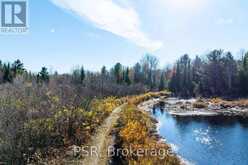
xmin=127 ymin=91 xmax=170 ymax=105
xmin=0 ymin=82 xmax=170 ymax=164
xmin=120 ymin=121 xmax=148 ymax=144
xmin=114 ymin=104 xmax=180 ymax=165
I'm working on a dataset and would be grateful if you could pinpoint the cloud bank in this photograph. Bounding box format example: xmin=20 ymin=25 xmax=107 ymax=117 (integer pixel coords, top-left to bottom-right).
xmin=51 ymin=0 xmax=163 ymax=51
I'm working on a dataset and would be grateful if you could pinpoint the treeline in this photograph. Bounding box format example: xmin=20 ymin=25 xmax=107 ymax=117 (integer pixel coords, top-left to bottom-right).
xmin=1 ymin=50 xmax=248 ymax=98
xmin=169 ymin=50 xmax=248 ymax=98
xmin=0 ymin=54 xmax=166 ymax=96
xmin=0 ymin=60 xmax=49 ymax=84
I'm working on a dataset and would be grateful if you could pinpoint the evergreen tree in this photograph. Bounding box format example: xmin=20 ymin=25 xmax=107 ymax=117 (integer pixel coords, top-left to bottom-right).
xmin=133 ymin=62 xmax=143 ymax=83
xmin=11 ymin=59 xmax=25 ymax=76
xmin=3 ymin=63 xmax=13 ymax=83
xmin=80 ymin=66 xmax=85 ymax=84
xmin=114 ymin=63 xmax=122 ymax=84
xmin=0 ymin=60 xmax=2 ymax=70
xmin=101 ymin=66 xmax=107 ymax=76
xmin=169 ymin=54 xmax=193 ymax=97
xmin=37 ymin=67 xmax=49 ymax=83
xmin=205 ymin=50 xmax=224 ymax=96
xmin=239 ymin=52 xmax=248 ymax=96
xmin=101 ymin=66 xmax=107 ymax=96
xmin=124 ymin=68 xmax=131 ymax=85
xmin=192 ymin=56 xmax=202 ymax=96
xmin=72 ymin=68 xmax=80 ymax=84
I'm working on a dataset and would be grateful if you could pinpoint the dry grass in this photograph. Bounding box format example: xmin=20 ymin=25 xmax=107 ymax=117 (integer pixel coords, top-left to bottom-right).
xmin=126 ymin=91 xmax=171 ymax=105
xmin=193 ymin=99 xmax=208 ymax=109
xmin=210 ymin=98 xmax=248 ymax=108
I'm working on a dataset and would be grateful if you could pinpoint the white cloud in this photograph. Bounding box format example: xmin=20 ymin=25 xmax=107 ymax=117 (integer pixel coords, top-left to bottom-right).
xmin=50 ymin=0 xmax=162 ymax=51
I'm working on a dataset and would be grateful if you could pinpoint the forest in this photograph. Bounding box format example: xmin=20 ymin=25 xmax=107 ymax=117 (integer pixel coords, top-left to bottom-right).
xmin=169 ymin=49 xmax=248 ymax=98
xmin=0 ymin=49 xmax=248 ymax=164
xmin=1 ymin=49 xmax=248 ymax=98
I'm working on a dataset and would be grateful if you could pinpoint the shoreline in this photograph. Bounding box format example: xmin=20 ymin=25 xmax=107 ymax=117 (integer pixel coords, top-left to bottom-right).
xmin=162 ymin=97 xmax=248 ymax=117
xmin=138 ymin=96 xmax=248 ymax=165
xmin=138 ymin=97 xmax=191 ymax=165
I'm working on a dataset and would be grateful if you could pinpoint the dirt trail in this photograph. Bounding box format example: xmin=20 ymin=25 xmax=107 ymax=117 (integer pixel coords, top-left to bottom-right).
xmin=82 ymin=104 xmax=125 ymax=165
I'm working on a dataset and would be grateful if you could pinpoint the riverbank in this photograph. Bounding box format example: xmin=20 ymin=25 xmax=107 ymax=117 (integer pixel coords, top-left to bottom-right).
xmin=149 ymin=97 xmax=248 ymax=165
xmin=109 ymin=91 xmax=181 ymax=165
xmin=137 ymin=96 xmax=248 ymax=165
xmin=159 ymin=97 xmax=248 ymax=117
xmin=138 ymin=98 xmax=189 ymax=165
xmin=112 ymin=103 xmax=181 ymax=165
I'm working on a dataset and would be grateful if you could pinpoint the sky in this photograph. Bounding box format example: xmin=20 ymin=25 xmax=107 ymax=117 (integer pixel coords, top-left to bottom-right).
xmin=0 ymin=0 xmax=248 ymax=73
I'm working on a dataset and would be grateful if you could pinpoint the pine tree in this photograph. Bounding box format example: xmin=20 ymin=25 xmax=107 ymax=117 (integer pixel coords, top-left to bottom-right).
xmin=0 ymin=60 xmax=2 ymax=70
xmin=3 ymin=63 xmax=13 ymax=83
xmin=101 ymin=66 xmax=107 ymax=76
xmin=124 ymin=68 xmax=131 ymax=85
xmin=114 ymin=63 xmax=122 ymax=84
xmin=11 ymin=59 xmax=25 ymax=76
xmin=101 ymin=66 xmax=107 ymax=96
xmin=133 ymin=62 xmax=142 ymax=83
xmin=37 ymin=67 xmax=49 ymax=83
xmin=239 ymin=52 xmax=248 ymax=96
xmin=80 ymin=66 xmax=85 ymax=84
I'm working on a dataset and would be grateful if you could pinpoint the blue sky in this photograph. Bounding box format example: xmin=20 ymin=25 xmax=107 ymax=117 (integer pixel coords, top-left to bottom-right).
xmin=0 ymin=0 xmax=247 ymax=73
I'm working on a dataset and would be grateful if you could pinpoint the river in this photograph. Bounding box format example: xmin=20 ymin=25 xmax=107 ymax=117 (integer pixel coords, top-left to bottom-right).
xmin=153 ymin=100 xmax=248 ymax=165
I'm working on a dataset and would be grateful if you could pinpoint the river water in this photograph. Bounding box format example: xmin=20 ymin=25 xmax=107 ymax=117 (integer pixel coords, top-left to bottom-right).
xmin=153 ymin=105 xmax=248 ymax=165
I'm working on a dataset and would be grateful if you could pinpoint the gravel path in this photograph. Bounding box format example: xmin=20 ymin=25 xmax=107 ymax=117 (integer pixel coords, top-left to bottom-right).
xmin=82 ymin=104 xmax=125 ymax=165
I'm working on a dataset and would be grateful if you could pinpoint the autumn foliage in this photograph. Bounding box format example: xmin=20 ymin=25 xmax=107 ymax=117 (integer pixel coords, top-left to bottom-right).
xmin=126 ymin=91 xmax=170 ymax=105
xmin=115 ymin=102 xmax=180 ymax=165
xmin=0 ymin=85 xmax=170 ymax=164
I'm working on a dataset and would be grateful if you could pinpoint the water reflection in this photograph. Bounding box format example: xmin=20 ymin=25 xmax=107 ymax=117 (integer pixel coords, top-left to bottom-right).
xmin=153 ymin=107 xmax=248 ymax=165
xmin=173 ymin=115 xmax=248 ymax=128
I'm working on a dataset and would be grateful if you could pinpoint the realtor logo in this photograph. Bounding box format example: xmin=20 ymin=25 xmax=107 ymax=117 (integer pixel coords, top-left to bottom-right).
xmin=1 ymin=1 xmax=26 ymax=27
xmin=0 ymin=0 xmax=28 ymax=34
